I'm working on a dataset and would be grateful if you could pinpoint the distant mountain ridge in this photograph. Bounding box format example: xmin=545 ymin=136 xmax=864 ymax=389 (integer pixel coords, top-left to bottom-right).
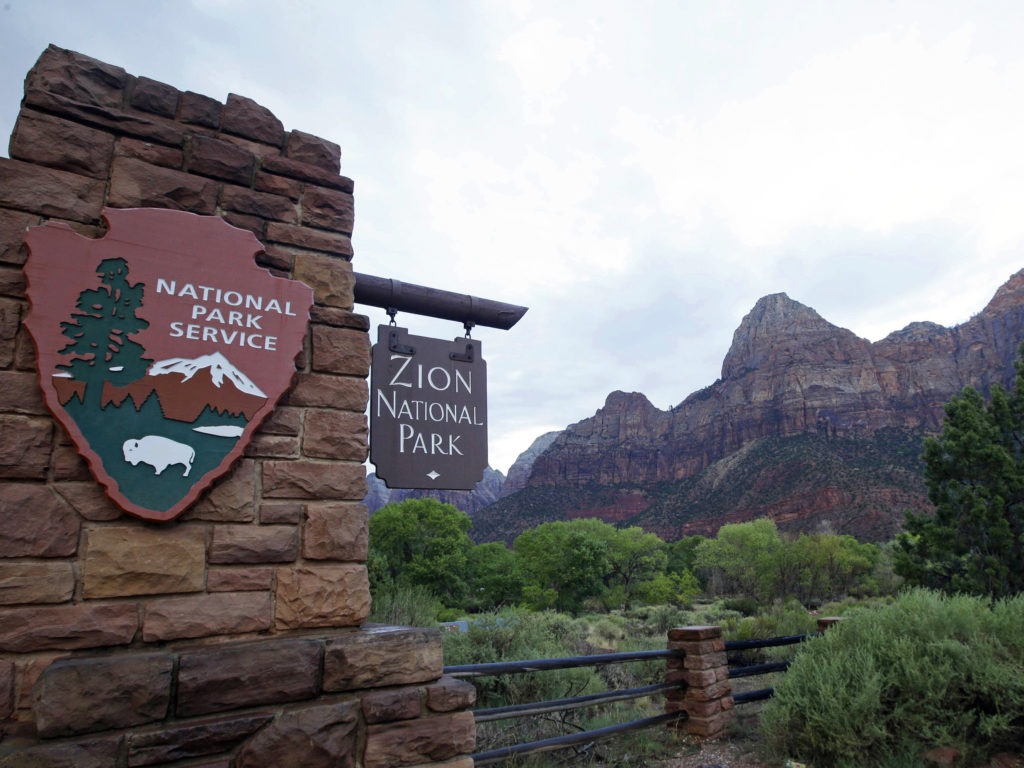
xmin=468 ymin=269 xmax=1024 ymax=543
xmin=365 ymin=467 xmax=506 ymax=517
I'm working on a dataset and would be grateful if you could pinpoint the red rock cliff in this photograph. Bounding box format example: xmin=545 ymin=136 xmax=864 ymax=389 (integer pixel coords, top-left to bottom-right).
xmin=475 ymin=270 xmax=1024 ymax=542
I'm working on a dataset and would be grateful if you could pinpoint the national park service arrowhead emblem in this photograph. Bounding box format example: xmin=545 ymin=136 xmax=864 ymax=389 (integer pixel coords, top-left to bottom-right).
xmin=23 ymin=208 xmax=314 ymax=522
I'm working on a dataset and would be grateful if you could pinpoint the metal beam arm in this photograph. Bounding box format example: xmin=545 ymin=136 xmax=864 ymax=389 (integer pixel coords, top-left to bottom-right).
xmin=353 ymin=272 xmax=528 ymax=330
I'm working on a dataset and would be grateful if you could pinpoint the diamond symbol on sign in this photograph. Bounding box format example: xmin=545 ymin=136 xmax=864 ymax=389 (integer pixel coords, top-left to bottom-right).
xmin=427 ymin=471 xmax=440 ymax=480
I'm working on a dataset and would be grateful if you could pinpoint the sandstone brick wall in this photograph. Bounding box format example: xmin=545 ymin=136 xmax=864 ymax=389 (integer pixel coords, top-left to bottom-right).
xmin=0 ymin=45 xmax=474 ymax=766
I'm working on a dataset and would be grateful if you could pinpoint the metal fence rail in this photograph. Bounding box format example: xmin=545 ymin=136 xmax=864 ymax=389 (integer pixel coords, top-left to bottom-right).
xmin=724 ymin=633 xmax=815 ymax=704
xmin=725 ymin=633 xmax=813 ymax=651
xmin=444 ymin=630 xmax=819 ymax=764
xmin=444 ymin=647 xmax=680 ymax=677
xmin=474 ymin=682 xmax=679 ymax=722
xmin=444 ymin=648 xmax=686 ymax=765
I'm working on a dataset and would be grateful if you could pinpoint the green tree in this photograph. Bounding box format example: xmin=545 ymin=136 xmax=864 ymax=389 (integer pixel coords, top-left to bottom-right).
xmin=603 ymin=525 xmax=667 ymax=607
xmin=789 ymin=533 xmax=879 ymax=604
xmin=897 ymin=360 xmax=1024 ymax=598
xmin=368 ymin=499 xmax=473 ymax=606
xmin=568 ymin=519 xmax=667 ymax=608
xmin=695 ymin=518 xmax=783 ymax=601
xmin=636 ymin=570 xmax=701 ymax=606
xmin=465 ymin=541 xmax=523 ymax=611
xmin=514 ymin=520 xmax=610 ymax=612
xmin=59 ymin=257 xmax=151 ymax=408
xmin=665 ymin=536 xmax=704 ymax=576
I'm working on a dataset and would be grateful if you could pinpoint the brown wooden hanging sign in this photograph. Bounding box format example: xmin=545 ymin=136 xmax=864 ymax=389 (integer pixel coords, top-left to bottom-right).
xmin=370 ymin=325 xmax=488 ymax=489
xmin=23 ymin=208 xmax=313 ymax=522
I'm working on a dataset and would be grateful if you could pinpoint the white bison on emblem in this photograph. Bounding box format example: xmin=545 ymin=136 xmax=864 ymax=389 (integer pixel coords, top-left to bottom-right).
xmin=122 ymin=436 xmax=195 ymax=477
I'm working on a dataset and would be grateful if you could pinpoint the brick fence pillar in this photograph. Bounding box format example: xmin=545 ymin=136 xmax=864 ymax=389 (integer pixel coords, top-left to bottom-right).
xmin=666 ymin=625 xmax=733 ymax=739
xmin=817 ymin=616 xmax=843 ymax=633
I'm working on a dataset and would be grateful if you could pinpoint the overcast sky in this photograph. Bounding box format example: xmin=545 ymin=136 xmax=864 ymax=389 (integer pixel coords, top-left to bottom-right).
xmin=4 ymin=1 xmax=1024 ymax=474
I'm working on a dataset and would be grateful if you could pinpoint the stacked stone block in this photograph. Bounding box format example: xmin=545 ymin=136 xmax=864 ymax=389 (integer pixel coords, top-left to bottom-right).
xmin=15 ymin=627 xmax=475 ymax=767
xmin=0 ymin=45 xmax=474 ymax=765
xmin=665 ymin=625 xmax=733 ymax=739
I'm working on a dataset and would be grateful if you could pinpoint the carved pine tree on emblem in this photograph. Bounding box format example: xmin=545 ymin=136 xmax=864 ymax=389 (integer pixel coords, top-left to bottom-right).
xmin=57 ymin=257 xmax=152 ymax=410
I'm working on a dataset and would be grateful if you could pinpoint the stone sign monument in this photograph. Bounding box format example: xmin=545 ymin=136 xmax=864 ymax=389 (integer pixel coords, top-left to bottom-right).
xmin=0 ymin=45 xmax=476 ymax=767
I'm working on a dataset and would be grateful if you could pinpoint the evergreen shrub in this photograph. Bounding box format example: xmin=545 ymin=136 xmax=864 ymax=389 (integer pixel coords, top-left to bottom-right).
xmin=761 ymin=589 xmax=1024 ymax=767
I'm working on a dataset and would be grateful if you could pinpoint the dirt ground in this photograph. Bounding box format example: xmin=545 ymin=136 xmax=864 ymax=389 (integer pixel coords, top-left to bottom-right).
xmin=657 ymin=705 xmax=777 ymax=768
xmin=660 ymin=737 xmax=1024 ymax=768
xmin=661 ymin=735 xmax=774 ymax=768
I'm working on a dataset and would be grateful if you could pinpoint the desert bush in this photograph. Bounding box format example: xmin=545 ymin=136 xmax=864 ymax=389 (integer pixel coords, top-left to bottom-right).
xmin=441 ymin=609 xmax=600 ymax=709
xmin=722 ymin=596 xmax=760 ymax=616
xmin=761 ymin=589 xmax=1024 ymax=767
xmin=589 ymin=616 xmax=626 ymax=648
xmin=748 ymin=598 xmax=817 ymax=639
xmin=368 ymin=583 xmax=440 ymax=627
xmin=636 ymin=603 xmax=693 ymax=635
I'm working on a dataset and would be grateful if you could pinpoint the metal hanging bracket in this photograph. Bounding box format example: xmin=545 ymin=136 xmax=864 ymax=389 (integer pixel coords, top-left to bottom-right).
xmin=450 ymin=342 xmax=475 ymax=363
xmin=354 ymin=272 xmax=528 ymax=330
xmin=448 ymin=318 xmax=476 ymax=362
xmin=384 ymin=307 xmax=416 ymax=354
xmin=388 ymin=328 xmax=416 ymax=356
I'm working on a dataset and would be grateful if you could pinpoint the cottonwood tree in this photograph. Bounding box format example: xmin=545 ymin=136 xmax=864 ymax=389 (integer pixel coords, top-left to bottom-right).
xmin=568 ymin=519 xmax=667 ymax=608
xmin=465 ymin=541 xmax=523 ymax=611
xmin=897 ymin=353 xmax=1024 ymax=598
xmin=514 ymin=519 xmax=671 ymax=611
xmin=368 ymin=498 xmax=473 ymax=606
xmin=515 ymin=521 xmax=610 ymax=612
xmin=695 ymin=518 xmax=783 ymax=601
xmin=789 ymin=533 xmax=878 ymax=604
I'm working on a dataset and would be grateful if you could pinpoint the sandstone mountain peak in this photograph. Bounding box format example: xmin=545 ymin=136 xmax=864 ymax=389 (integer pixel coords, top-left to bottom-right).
xmin=504 ymin=431 xmax=560 ymax=494
xmin=722 ymin=292 xmax=862 ymax=380
xmin=982 ymin=268 xmax=1024 ymax=313
xmin=601 ymin=390 xmax=655 ymax=410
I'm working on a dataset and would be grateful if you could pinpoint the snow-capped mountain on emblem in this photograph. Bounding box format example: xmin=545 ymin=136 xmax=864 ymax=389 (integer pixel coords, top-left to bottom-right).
xmin=150 ymin=352 xmax=268 ymax=397
xmin=102 ymin=352 xmax=270 ymax=423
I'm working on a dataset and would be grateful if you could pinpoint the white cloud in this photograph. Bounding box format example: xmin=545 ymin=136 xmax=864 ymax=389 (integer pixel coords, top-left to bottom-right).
xmin=408 ymin=143 xmax=629 ymax=296
xmin=495 ymin=16 xmax=598 ymax=124
xmin=615 ymin=24 xmax=1024 ymax=253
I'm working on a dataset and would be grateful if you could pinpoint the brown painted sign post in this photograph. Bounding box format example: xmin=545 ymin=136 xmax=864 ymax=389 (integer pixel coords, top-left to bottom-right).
xmin=370 ymin=325 xmax=487 ymax=489
xmin=23 ymin=208 xmax=313 ymax=522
